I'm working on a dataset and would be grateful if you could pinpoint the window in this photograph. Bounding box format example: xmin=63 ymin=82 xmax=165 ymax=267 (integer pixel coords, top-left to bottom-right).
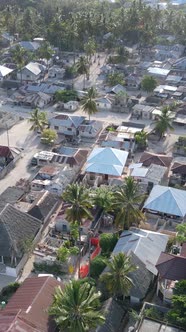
xmin=54 ymin=126 xmax=59 ymax=130
xmin=27 ymin=75 xmax=30 ymax=78
xmin=67 ymin=128 xmax=72 ymax=131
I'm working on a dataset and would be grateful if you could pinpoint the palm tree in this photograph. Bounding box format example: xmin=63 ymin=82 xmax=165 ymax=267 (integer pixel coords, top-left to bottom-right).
xmin=154 ymin=106 xmax=174 ymax=140
xmin=28 ymin=108 xmax=48 ymax=132
xmin=134 ymin=130 xmax=148 ymax=150
xmin=62 ymin=183 xmax=93 ymax=276
xmin=11 ymin=45 xmax=27 ymax=83
xmin=92 ymin=186 xmax=115 ymax=214
xmin=81 ymin=87 xmax=98 ymax=121
xmin=37 ymin=41 xmax=53 ymax=68
xmin=76 ymin=56 xmax=88 ymax=89
xmin=50 ymin=279 xmax=105 ymax=332
xmin=100 ymin=253 xmax=135 ymax=299
xmin=113 ymin=177 xmax=145 ymax=230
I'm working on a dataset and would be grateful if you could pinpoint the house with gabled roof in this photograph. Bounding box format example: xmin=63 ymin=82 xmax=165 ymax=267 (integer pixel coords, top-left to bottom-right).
xmin=143 ymin=185 xmax=186 ymax=219
xmin=0 ymin=276 xmax=62 ymax=332
xmin=49 ymin=114 xmax=85 ymax=136
xmin=0 ymin=204 xmax=41 ymax=277
xmin=139 ymin=151 xmax=173 ymax=168
xmin=156 ymin=250 xmax=186 ymax=303
xmin=17 ymin=62 xmax=46 ymax=82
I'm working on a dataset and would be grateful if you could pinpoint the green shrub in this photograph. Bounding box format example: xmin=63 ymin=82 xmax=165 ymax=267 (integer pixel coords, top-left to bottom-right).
xmin=145 ymin=307 xmax=166 ymax=321
xmin=55 ymin=89 xmax=78 ymax=102
xmin=33 ymin=262 xmax=62 ymax=275
xmin=90 ymin=255 xmax=107 ymax=279
xmin=100 ymin=233 xmax=119 ymax=255
xmin=0 ymin=282 xmax=20 ymax=303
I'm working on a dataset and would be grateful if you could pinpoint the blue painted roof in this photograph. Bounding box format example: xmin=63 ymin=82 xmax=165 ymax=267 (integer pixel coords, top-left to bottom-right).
xmin=86 ymin=147 xmax=128 ymax=176
xmin=143 ymin=185 xmax=186 ymax=217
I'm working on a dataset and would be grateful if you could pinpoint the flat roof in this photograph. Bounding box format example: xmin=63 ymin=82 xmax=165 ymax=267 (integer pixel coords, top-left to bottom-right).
xmin=147 ymin=67 xmax=170 ymax=76
xmin=138 ymin=318 xmax=185 ymax=332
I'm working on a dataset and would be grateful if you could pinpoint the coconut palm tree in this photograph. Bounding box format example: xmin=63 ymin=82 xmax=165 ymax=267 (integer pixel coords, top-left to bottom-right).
xmin=81 ymin=87 xmax=98 ymax=121
xmin=113 ymin=176 xmax=145 ymax=230
xmin=134 ymin=130 xmax=148 ymax=150
xmin=50 ymin=279 xmax=105 ymax=332
xmin=62 ymin=183 xmax=93 ymax=276
xmin=28 ymin=108 xmax=48 ymax=132
xmin=11 ymin=45 xmax=27 ymax=83
xmin=37 ymin=41 xmax=53 ymax=67
xmin=154 ymin=106 xmax=174 ymax=140
xmin=76 ymin=56 xmax=88 ymax=89
xmin=92 ymin=186 xmax=115 ymax=214
xmin=100 ymin=253 xmax=135 ymax=299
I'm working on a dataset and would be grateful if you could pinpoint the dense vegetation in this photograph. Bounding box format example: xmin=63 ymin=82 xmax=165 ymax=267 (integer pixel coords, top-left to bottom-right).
xmin=1 ymin=0 xmax=186 ymax=52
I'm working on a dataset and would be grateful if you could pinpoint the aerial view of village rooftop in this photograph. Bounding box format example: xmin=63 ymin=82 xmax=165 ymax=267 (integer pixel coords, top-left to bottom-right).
xmin=0 ymin=0 xmax=185 ymax=331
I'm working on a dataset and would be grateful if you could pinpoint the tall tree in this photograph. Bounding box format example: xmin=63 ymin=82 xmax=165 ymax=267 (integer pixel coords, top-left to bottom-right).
xmin=92 ymin=186 xmax=115 ymax=214
xmin=100 ymin=253 xmax=135 ymax=299
xmin=76 ymin=56 xmax=88 ymax=89
xmin=11 ymin=45 xmax=27 ymax=83
xmin=84 ymin=37 xmax=96 ymax=63
xmin=62 ymin=183 xmax=93 ymax=277
xmin=37 ymin=41 xmax=53 ymax=67
xmin=28 ymin=108 xmax=48 ymax=132
xmin=50 ymin=279 xmax=105 ymax=332
xmin=154 ymin=106 xmax=174 ymax=140
xmin=81 ymin=87 xmax=98 ymax=121
xmin=141 ymin=75 xmax=157 ymax=93
xmin=134 ymin=130 xmax=148 ymax=150
xmin=113 ymin=176 xmax=145 ymax=230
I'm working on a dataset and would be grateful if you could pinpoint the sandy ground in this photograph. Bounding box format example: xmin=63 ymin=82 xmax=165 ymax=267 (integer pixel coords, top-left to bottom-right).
xmin=0 ymin=120 xmax=41 ymax=194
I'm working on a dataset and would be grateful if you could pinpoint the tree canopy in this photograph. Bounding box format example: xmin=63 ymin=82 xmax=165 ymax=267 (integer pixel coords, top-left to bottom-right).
xmin=141 ymin=75 xmax=157 ymax=93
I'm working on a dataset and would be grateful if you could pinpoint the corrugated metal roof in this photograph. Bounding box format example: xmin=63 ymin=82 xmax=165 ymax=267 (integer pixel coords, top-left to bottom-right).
xmin=143 ymin=185 xmax=186 ymax=217
xmin=0 ymin=276 xmax=62 ymax=332
xmin=156 ymin=252 xmax=186 ymax=280
xmin=86 ymin=147 xmax=128 ymax=176
xmin=113 ymin=228 xmax=168 ymax=275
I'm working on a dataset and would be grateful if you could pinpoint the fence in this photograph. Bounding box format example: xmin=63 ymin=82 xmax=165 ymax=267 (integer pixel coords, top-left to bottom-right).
xmin=80 ymin=239 xmax=101 ymax=278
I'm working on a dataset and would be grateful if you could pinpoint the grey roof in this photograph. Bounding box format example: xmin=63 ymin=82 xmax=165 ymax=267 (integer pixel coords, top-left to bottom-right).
xmin=129 ymin=252 xmax=153 ymax=300
xmin=96 ymin=298 xmax=126 ymax=332
xmin=143 ymin=185 xmax=186 ymax=217
xmin=0 ymin=187 xmax=25 ymax=212
xmin=28 ymin=191 xmax=59 ymax=222
xmin=138 ymin=318 xmax=185 ymax=332
xmin=19 ymin=41 xmax=40 ymax=51
xmin=113 ymin=228 xmax=168 ymax=275
xmin=0 ymin=204 xmax=41 ymax=257
xmin=50 ymin=114 xmax=85 ymax=128
xmin=22 ymin=83 xmax=65 ymax=95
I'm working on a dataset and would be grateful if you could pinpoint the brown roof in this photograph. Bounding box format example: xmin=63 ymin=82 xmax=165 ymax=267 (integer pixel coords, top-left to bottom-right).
xmin=139 ymin=152 xmax=173 ymax=168
xmin=171 ymin=162 xmax=186 ymax=175
xmin=0 ymin=146 xmax=12 ymax=157
xmin=0 ymin=276 xmax=62 ymax=332
xmin=156 ymin=252 xmax=186 ymax=280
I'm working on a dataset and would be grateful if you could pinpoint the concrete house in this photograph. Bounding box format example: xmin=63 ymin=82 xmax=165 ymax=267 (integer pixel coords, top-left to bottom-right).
xmin=156 ymin=248 xmax=186 ymax=303
xmin=0 ymin=65 xmax=14 ymax=82
xmin=132 ymin=104 xmax=155 ymax=119
xmin=112 ymin=228 xmax=168 ymax=303
xmin=78 ymin=120 xmax=103 ymax=138
xmin=0 ymin=204 xmax=41 ymax=277
xmin=96 ymin=96 xmax=112 ymax=110
xmin=49 ymin=114 xmax=85 ymax=136
xmin=0 ymin=276 xmax=61 ymax=331
xmin=17 ymin=62 xmax=46 ymax=82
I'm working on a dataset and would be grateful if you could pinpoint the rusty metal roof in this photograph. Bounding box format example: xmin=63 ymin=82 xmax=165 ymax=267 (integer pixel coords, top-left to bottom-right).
xmin=0 ymin=276 xmax=62 ymax=332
